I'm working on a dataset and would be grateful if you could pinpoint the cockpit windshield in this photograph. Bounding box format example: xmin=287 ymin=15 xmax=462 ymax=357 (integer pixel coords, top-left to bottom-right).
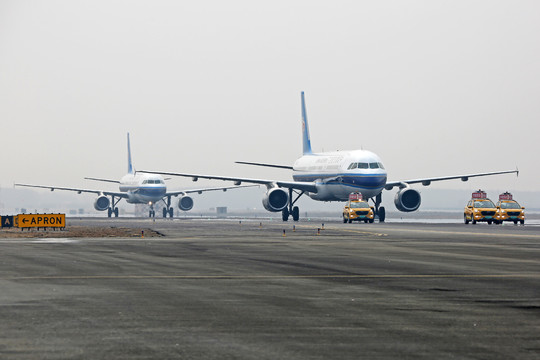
xmin=348 ymin=162 xmax=384 ymax=170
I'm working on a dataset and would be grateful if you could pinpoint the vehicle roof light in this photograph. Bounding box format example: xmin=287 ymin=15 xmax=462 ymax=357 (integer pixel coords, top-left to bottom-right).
xmin=472 ymin=190 xmax=487 ymax=199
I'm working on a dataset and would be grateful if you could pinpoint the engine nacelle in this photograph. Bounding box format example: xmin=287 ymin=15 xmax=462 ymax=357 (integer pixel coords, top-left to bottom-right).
xmin=178 ymin=195 xmax=194 ymax=211
xmin=262 ymin=187 xmax=289 ymax=212
xmin=394 ymin=188 xmax=421 ymax=212
xmin=94 ymin=195 xmax=110 ymax=211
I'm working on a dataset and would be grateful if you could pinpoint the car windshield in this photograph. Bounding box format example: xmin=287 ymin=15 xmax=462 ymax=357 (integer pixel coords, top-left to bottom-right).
xmin=499 ymin=201 xmax=521 ymax=209
xmin=474 ymin=200 xmax=495 ymax=208
xmin=350 ymin=201 xmax=370 ymax=209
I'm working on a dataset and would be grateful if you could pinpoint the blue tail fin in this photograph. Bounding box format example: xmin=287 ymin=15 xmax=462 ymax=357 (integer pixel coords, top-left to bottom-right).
xmin=301 ymin=91 xmax=313 ymax=155
xmin=127 ymin=133 xmax=134 ymax=174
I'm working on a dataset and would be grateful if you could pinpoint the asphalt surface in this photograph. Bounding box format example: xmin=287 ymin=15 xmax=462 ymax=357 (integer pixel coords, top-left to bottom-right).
xmin=0 ymin=218 xmax=539 ymax=359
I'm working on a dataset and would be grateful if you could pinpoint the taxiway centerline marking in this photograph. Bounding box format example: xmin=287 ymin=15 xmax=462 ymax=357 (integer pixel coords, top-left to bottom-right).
xmin=5 ymin=273 xmax=540 ymax=281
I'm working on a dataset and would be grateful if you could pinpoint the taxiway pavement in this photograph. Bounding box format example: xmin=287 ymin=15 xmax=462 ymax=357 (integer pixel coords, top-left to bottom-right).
xmin=0 ymin=218 xmax=539 ymax=359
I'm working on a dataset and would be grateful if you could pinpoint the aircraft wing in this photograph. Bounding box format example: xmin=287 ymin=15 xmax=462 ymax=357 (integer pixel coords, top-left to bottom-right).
xmin=14 ymin=183 xmax=128 ymax=198
xmin=384 ymin=169 xmax=519 ymax=190
xmin=84 ymin=177 xmax=121 ymax=184
xmin=138 ymin=171 xmax=319 ymax=193
xmin=235 ymin=161 xmax=294 ymax=170
xmin=165 ymin=184 xmax=260 ymax=197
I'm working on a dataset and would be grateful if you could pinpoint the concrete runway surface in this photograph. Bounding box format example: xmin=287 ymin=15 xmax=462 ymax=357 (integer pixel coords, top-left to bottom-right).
xmin=0 ymin=218 xmax=539 ymax=359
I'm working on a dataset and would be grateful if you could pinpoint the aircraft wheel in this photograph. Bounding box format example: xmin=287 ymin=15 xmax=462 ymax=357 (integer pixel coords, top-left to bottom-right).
xmin=114 ymin=208 xmax=119 ymax=217
xmin=107 ymin=208 xmax=112 ymax=217
xmin=169 ymin=208 xmax=174 ymax=218
xmin=163 ymin=208 xmax=167 ymax=218
xmin=292 ymin=206 xmax=299 ymax=221
xmin=281 ymin=208 xmax=289 ymax=222
xmin=378 ymin=207 xmax=386 ymax=223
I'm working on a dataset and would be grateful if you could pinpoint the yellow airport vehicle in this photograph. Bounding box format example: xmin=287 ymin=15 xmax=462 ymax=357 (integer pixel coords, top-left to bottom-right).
xmin=343 ymin=193 xmax=375 ymax=223
xmin=494 ymin=192 xmax=525 ymax=225
xmin=464 ymin=190 xmax=497 ymax=224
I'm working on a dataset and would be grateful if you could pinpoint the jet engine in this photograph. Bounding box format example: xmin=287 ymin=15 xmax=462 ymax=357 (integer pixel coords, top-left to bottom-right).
xmin=94 ymin=195 xmax=110 ymax=211
xmin=262 ymin=187 xmax=289 ymax=212
xmin=178 ymin=195 xmax=194 ymax=211
xmin=394 ymin=188 xmax=421 ymax=212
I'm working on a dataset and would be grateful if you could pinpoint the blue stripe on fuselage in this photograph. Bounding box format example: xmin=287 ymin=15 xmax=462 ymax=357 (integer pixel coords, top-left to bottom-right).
xmin=137 ymin=187 xmax=166 ymax=198
xmin=293 ymin=173 xmax=387 ymax=189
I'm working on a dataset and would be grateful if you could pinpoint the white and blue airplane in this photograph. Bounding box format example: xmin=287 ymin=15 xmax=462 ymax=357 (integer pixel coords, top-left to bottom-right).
xmin=140 ymin=92 xmax=518 ymax=222
xmin=15 ymin=133 xmax=252 ymax=217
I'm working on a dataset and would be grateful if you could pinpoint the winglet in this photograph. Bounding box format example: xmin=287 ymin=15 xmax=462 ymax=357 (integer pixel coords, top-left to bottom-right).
xmin=127 ymin=132 xmax=134 ymax=174
xmin=301 ymin=91 xmax=313 ymax=155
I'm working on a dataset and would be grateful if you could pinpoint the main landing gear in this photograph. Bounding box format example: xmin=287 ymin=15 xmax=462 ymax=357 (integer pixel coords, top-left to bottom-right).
xmin=107 ymin=195 xmax=121 ymax=218
xmin=107 ymin=207 xmax=119 ymax=217
xmin=160 ymin=196 xmax=174 ymax=218
xmin=281 ymin=188 xmax=304 ymax=222
xmin=371 ymin=193 xmax=386 ymax=223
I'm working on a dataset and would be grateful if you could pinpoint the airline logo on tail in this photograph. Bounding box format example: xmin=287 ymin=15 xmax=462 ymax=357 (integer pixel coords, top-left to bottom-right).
xmin=127 ymin=133 xmax=134 ymax=174
xmin=301 ymin=91 xmax=312 ymax=155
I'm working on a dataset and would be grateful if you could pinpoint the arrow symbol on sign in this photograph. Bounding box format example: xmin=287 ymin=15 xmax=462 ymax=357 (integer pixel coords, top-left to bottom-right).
xmin=22 ymin=218 xmax=28 ymax=224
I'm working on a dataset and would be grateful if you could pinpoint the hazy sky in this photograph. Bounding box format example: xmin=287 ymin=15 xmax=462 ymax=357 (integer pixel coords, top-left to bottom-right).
xmin=1 ymin=1 xmax=539 ymax=203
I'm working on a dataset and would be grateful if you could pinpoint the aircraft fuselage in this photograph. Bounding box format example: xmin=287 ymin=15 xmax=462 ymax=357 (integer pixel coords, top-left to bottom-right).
xmin=119 ymin=173 xmax=167 ymax=204
xmin=292 ymin=149 xmax=387 ymax=201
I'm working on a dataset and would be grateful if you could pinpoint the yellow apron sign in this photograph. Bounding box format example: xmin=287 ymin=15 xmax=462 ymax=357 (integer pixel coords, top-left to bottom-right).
xmin=18 ymin=214 xmax=66 ymax=228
